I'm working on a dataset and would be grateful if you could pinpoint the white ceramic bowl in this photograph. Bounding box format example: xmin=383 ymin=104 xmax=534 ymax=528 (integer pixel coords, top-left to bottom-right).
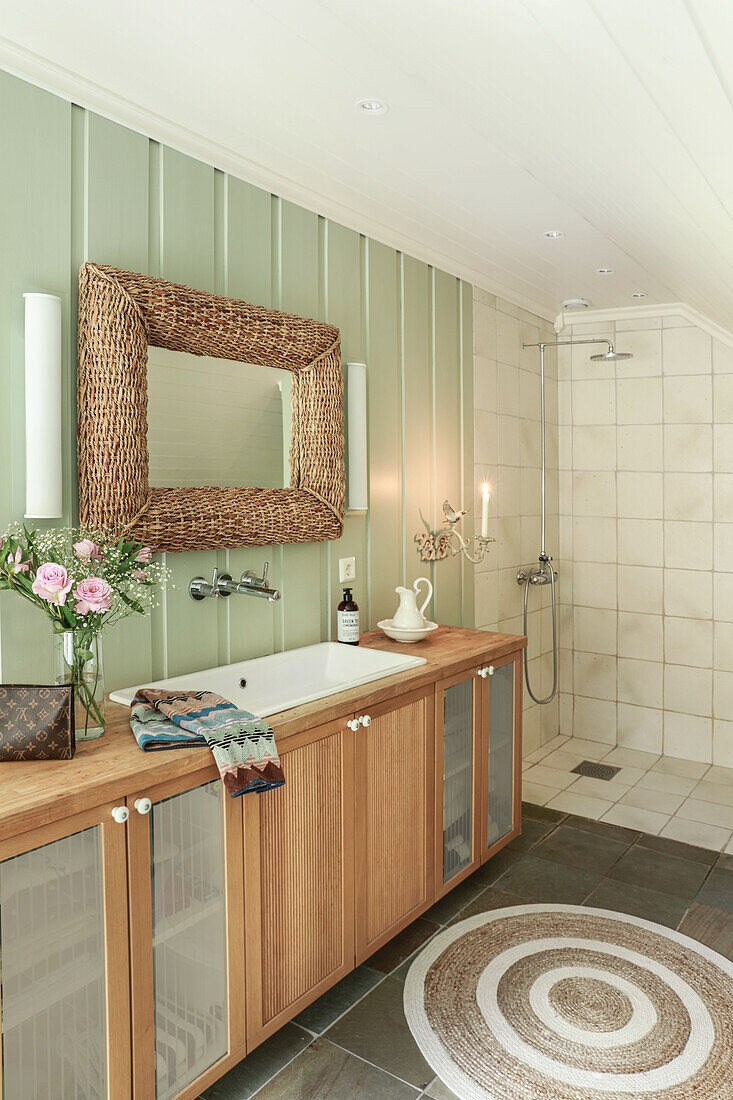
xmin=377 ymin=618 xmax=439 ymax=643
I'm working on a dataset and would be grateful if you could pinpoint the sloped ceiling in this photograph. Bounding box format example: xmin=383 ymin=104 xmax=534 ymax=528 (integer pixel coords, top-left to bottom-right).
xmin=1 ymin=0 xmax=732 ymax=326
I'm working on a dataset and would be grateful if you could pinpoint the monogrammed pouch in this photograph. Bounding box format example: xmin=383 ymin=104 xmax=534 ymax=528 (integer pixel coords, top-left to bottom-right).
xmin=0 ymin=684 xmax=75 ymax=760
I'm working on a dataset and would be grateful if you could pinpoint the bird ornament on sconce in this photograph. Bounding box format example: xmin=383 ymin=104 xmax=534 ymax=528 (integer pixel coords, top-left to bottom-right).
xmin=414 ymin=497 xmax=495 ymax=565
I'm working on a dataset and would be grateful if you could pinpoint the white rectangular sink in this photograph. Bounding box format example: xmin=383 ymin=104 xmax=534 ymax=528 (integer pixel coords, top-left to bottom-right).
xmin=110 ymin=641 xmax=427 ymax=718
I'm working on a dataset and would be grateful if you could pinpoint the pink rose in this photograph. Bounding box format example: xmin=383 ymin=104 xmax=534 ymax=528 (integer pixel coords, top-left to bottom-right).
xmin=73 ymin=577 xmax=113 ymax=616
xmin=7 ymin=548 xmax=30 ymax=574
xmin=135 ymin=546 xmax=152 ymax=563
xmin=32 ymin=563 xmax=72 ymax=605
xmin=73 ymin=538 xmax=103 ymax=562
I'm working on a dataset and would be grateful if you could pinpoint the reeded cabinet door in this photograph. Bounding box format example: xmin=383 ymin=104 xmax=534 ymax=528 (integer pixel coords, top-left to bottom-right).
xmin=480 ymin=651 xmax=523 ymax=860
xmin=434 ymin=669 xmax=483 ymax=897
xmin=126 ymin=769 xmax=245 ymax=1100
xmin=355 ymin=688 xmax=434 ymax=963
xmin=243 ymin=718 xmax=355 ymax=1048
xmin=0 ymin=803 xmax=131 ymax=1100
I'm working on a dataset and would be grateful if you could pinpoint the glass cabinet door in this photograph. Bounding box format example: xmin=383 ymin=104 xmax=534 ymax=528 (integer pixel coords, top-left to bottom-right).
xmin=437 ymin=675 xmax=481 ymax=891
xmin=486 ymin=660 xmax=517 ymax=851
xmin=128 ymin=775 xmax=244 ymax=1100
xmin=151 ymin=782 xmax=228 ymax=1099
xmin=0 ymin=808 xmax=130 ymax=1100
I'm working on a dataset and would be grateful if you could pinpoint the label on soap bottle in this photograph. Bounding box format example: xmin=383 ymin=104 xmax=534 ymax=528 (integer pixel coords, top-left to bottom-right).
xmin=338 ymin=609 xmax=360 ymax=644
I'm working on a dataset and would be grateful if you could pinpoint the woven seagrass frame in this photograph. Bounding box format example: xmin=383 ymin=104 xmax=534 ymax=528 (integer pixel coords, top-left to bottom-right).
xmin=77 ymin=263 xmax=345 ymax=552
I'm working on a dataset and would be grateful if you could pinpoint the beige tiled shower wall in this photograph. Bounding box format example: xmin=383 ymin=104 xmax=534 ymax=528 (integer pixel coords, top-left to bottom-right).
xmin=473 ymin=287 xmax=560 ymax=755
xmin=559 ymin=314 xmax=733 ymax=768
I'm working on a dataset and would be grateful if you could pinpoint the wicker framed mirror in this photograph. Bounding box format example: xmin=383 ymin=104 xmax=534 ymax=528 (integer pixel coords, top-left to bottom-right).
xmin=77 ymin=263 xmax=345 ymax=552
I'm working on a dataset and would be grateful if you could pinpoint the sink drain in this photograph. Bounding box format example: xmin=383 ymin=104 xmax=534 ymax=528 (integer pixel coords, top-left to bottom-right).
xmin=571 ymin=760 xmax=620 ymax=781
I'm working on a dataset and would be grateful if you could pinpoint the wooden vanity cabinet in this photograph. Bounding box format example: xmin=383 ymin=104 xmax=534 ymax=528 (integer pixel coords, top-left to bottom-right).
xmin=243 ymin=717 xmax=356 ymax=1048
xmin=354 ymin=687 xmax=434 ymax=962
xmin=0 ymin=628 xmax=524 ymax=1099
xmin=0 ymin=803 xmax=132 ymax=1100
xmin=125 ymin=769 xmax=245 ymax=1100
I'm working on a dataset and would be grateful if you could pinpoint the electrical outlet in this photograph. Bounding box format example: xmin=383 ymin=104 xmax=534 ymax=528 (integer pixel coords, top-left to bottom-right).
xmin=339 ymin=557 xmax=356 ymax=583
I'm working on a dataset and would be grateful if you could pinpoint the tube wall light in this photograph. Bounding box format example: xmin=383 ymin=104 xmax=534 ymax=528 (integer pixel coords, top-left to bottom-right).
xmin=24 ymin=293 xmax=63 ymax=518
xmin=346 ymin=362 xmax=368 ymax=511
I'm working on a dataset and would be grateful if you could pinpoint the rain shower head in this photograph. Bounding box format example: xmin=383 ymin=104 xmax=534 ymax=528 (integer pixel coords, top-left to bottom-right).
xmin=589 ymin=342 xmax=633 ymax=362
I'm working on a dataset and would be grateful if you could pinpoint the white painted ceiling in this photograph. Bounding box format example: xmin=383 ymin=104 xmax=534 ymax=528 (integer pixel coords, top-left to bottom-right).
xmin=2 ymin=0 xmax=733 ymax=327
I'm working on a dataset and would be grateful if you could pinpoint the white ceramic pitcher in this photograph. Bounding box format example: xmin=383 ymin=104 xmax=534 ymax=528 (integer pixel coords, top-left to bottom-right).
xmin=392 ymin=577 xmax=433 ymax=629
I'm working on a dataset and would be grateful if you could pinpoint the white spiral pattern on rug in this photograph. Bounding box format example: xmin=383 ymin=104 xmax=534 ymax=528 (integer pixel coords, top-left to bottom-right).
xmin=403 ymin=904 xmax=733 ymax=1100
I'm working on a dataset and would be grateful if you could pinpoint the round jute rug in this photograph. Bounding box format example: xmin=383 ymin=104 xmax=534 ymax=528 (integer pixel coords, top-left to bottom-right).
xmin=403 ymin=904 xmax=733 ymax=1100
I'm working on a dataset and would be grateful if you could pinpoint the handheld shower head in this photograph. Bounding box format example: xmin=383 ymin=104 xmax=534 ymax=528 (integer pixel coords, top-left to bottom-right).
xmin=589 ymin=342 xmax=633 ymax=362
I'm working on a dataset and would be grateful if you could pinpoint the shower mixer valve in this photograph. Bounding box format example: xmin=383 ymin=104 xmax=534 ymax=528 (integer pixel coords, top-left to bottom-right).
xmin=516 ymin=557 xmax=557 ymax=586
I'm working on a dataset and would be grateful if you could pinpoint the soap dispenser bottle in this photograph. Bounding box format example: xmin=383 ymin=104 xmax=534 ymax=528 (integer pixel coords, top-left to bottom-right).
xmin=337 ymin=588 xmax=360 ymax=646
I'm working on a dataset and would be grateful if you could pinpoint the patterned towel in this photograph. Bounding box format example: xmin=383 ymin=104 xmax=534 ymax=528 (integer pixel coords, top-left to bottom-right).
xmin=130 ymin=689 xmax=285 ymax=797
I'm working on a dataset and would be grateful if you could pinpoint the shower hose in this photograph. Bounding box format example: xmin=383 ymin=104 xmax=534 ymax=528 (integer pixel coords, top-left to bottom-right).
xmin=521 ymin=562 xmax=558 ymax=705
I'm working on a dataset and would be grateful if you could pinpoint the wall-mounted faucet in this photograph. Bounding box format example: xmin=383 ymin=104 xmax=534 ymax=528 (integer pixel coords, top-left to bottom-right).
xmin=189 ymin=563 xmax=281 ymax=603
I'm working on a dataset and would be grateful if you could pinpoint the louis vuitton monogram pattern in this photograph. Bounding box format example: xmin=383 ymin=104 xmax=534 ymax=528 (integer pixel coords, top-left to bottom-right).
xmin=0 ymin=685 xmax=75 ymax=760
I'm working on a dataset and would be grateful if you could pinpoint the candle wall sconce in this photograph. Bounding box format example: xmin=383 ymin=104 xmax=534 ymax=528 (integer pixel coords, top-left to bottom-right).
xmin=414 ymin=499 xmax=495 ymax=564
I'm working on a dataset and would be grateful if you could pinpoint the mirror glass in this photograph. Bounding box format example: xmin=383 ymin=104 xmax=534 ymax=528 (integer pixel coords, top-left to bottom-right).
xmin=146 ymin=347 xmax=292 ymax=489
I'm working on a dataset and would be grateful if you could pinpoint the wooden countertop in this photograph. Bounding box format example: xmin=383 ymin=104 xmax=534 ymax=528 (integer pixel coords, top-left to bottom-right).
xmin=0 ymin=626 xmax=525 ymax=842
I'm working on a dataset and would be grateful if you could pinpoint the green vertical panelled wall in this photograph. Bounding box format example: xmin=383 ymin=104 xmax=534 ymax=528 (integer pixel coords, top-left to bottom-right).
xmin=0 ymin=70 xmax=474 ymax=690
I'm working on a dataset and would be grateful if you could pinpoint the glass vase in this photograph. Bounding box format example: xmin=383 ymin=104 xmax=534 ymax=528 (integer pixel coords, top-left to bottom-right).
xmin=53 ymin=629 xmax=106 ymax=741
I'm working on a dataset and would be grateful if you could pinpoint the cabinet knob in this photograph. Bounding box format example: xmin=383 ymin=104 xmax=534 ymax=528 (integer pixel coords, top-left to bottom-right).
xmin=360 ymin=714 xmax=372 ymax=727
xmin=111 ymin=806 xmax=129 ymax=824
xmin=477 ymin=667 xmax=488 ymax=678
xmin=134 ymin=797 xmax=152 ymax=815
xmin=347 ymin=719 xmax=360 ymax=732
xmin=488 ymin=665 xmax=495 ymax=676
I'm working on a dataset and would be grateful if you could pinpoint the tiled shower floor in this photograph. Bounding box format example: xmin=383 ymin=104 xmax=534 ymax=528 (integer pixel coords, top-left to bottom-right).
xmin=199 ymin=805 xmax=733 ymax=1099
xmin=523 ymin=735 xmax=733 ymax=852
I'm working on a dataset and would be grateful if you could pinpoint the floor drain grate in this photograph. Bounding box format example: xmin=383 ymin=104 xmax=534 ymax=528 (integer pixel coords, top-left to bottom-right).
xmin=571 ymin=760 xmax=621 ymax=781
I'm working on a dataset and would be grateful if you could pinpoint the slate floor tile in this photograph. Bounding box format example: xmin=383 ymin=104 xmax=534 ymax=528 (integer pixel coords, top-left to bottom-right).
xmin=563 ymin=813 xmax=640 ymax=846
xmin=584 ymin=879 xmax=689 ymax=929
xmin=496 ymin=853 xmax=601 ymax=904
xmin=636 ymin=832 xmax=718 ymax=866
xmin=678 ymin=902 xmax=733 ymax=960
xmin=390 ymin=939 xmax=439 ymax=982
xmin=507 ymin=817 xmax=556 ymax=852
xmin=607 ymin=844 xmax=710 ymax=900
xmin=423 ymin=879 xmax=484 ymax=925
xmin=250 ymin=1038 xmax=420 ymax=1099
xmin=293 ymin=967 xmax=383 ymax=1033
xmin=446 ymin=886 xmax=529 ymax=926
xmin=696 ymin=866 xmax=733 ymax=913
xmin=365 ymin=919 xmax=440 ymax=974
xmin=199 ymin=1025 xmax=312 ymax=1099
xmin=425 ymin=1076 xmax=461 ymax=1099
xmin=532 ymin=825 xmax=629 ymax=874
xmin=522 ymin=801 xmax=567 ymax=824
xmin=467 ymin=847 xmax=521 ymax=888
xmin=325 ymin=977 xmax=434 ymax=1090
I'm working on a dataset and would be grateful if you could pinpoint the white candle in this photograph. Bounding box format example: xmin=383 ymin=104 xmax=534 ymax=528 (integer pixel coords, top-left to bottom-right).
xmin=481 ymin=483 xmax=490 ymax=538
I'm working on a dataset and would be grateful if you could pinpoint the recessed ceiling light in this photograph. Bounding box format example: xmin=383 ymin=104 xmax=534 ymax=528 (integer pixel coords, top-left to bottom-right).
xmin=631 ymin=291 xmax=647 ymax=298
xmin=596 ymin=268 xmax=613 ymax=275
xmin=543 ymin=230 xmax=564 ymax=238
xmin=562 ymin=298 xmax=592 ymax=310
xmin=356 ymin=99 xmax=389 ymax=115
